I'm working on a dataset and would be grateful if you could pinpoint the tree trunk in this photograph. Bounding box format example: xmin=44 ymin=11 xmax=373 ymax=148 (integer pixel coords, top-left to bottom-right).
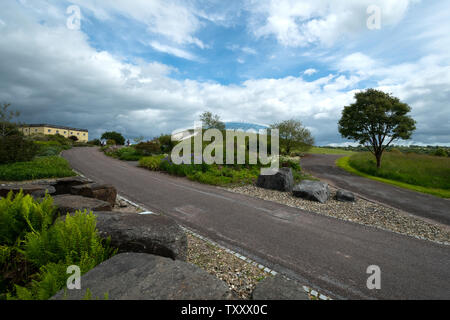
xmin=375 ymin=152 xmax=382 ymax=169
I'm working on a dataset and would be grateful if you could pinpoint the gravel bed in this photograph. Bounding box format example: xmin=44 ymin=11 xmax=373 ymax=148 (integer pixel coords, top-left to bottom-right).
xmin=224 ymin=185 xmax=450 ymax=245
xmin=186 ymin=233 xmax=270 ymax=299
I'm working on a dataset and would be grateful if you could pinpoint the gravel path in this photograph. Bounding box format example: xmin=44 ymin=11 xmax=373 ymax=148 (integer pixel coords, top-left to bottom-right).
xmin=225 ymin=185 xmax=450 ymax=245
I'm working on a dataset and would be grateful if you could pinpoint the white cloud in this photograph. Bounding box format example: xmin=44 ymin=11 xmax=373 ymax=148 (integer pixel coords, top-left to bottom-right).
xmin=150 ymin=41 xmax=198 ymax=61
xmin=304 ymin=68 xmax=317 ymax=76
xmin=69 ymin=0 xmax=205 ymax=48
xmin=247 ymin=0 xmax=415 ymax=47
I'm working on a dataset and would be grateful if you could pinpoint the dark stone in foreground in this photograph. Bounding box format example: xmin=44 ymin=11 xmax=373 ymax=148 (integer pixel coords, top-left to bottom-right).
xmin=252 ymin=275 xmax=309 ymax=300
xmin=336 ymin=189 xmax=355 ymax=202
xmin=256 ymin=168 xmax=294 ymax=192
xmin=71 ymin=183 xmax=117 ymax=206
xmin=52 ymin=253 xmax=233 ymax=300
xmin=51 ymin=176 xmax=93 ymax=195
xmin=0 ymin=184 xmax=55 ymax=198
xmin=94 ymin=212 xmax=188 ymax=261
xmin=53 ymin=195 xmax=112 ymax=215
xmin=292 ymin=180 xmax=330 ymax=204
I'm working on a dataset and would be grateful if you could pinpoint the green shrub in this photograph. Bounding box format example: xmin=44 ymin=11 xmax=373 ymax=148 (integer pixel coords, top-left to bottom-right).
xmin=434 ymin=148 xmax=448 ymax=157
xmin=0 ymin=135 xmax=39 ymax=164
xmin=0 ymin=192 xmax=116 ymax=300
xmin=14 ymin=211 xmax=115 ymax=300
xmin=0 ymin=156 xmax=76 ymax=181
xmin=139 ymin=155 xmax=165 ymax=170
xmin=135 ymin=140 xmax=161 ymax=156
xmin=115 ymin=147 xmax=142 ymax=161
xmin=0 ymin=192 xmax=55 ymax=246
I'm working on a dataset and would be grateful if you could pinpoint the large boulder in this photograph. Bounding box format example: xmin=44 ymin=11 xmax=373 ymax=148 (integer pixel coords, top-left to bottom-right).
xmin=0 ymin=184 xmax=55 ymax=198
xmin=335 ymin=189 xmax=355 ymax=202
xmin=52 ymin=253 xmax=233 ymax=300
xmin=292 ymin=180 xmax=330 ymax=204
xmin=94 ymin=212 xmax=187 ymax=261
xmin=256 ymin=168 xmax=294 ymax=192
xmin=50 ymin=176 xmax=93 ymax=195
xmin=53 ymin=195 xmax=112 ymax=215
xmin=252 ymin=275 xmax=309 ymax=300
xmin=71 ymin=183 xmax=117 ymax=206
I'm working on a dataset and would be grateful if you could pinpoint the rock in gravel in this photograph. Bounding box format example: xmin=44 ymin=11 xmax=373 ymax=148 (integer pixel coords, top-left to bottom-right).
xmin=71 ymin=183 xmax=117 ymax=206
xmin=0 ymin=184 xmax=55 ymax=198
xmin=292 ymin=180 xmax=330 ymax=204
xmin=53 ymin=195 xmax=112 ymax=215
xmin=52 ymin=253 xmax=233 ymax=300
xmin=256 ymin=168 xmax=294 ymax=192
xmin=94 ymin=212 xmax=188 ymax=261
xmin=336 ymin=189 xmax=355 ymax=202
xmin=252 ymin=275 xmax=309 ymax=300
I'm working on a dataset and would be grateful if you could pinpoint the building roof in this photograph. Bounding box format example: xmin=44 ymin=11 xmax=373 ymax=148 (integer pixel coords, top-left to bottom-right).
xmin=22 ymin=124 xmax=88 ymax=132
xmin=224 ymin=122 xmax=270 ymax=131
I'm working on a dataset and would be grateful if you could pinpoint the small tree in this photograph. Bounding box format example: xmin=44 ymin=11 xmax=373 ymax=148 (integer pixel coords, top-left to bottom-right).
xmin=338 ymin=89 xmax=416 ymax=168
xmin=0 ymin=103 xmax=20 ymax=137
xmin=271 ymin=119 xmax=314 ymax=155
xmin=200 ymin=111 xmax=225 ymax=130
xmin=101 ymin=131 xmax=125 ymax=145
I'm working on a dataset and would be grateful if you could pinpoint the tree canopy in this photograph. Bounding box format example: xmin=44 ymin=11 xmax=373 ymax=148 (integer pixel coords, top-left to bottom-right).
xmin=101 ymin=131 xmax=125 ymax=145
xmin=271 ymin=119 xmax=314 ymax=155
xmin=0 ymin=103 xmax=21 ymax=137
xmin=338 ymin=89 xmax=416 ymax=168
xmin=200 ymin=111 xmax=225 ymax=130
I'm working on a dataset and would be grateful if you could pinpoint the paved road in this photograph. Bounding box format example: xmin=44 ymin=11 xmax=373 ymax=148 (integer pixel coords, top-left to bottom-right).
xmin=63 ymin=148 xmax=450 ymax=300
xmin=301 ymin=154 xmax=450 ymax=226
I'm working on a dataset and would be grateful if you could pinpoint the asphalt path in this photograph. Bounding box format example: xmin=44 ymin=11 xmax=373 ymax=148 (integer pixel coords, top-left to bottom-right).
xmin=63 ymin=148 xmax=450 ymax=300
xmin=300 ymin=154 xmax=450 ymax=226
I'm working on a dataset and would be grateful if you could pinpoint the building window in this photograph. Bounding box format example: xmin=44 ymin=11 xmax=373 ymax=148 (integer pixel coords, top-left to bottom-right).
xmin=35 ymin=129 xmax=38 ymax=132
xmin=48 ymin=129 xmax=51 ymax=133
xmin=77 ymin=133 xmax=80 ymax=135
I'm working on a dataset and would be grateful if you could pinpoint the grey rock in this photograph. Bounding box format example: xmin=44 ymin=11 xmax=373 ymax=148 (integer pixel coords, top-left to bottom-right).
xmin=256 ymin=168 xmax=294 ymax=192
xmin=252 ymin=275 xmax=309 ymax=300
xmin=53 ymin=195 xmax=112 ymax=215
xmin=51 ymin=253 xmax=233 ymax=300
xmin=71 ymin=183 xmax=117 ymax=206
xmin=336 ymin=189 xmax=355 ymax=202
xmin=292 ymin=180 xmax=330 ymax=203
xmin=94 ymin=212 xmax=188 ymax=261
xmin=51 ymin=176 xmax=93 ymax=195
xmin=0 ymin=184 xmax=55 ymax=198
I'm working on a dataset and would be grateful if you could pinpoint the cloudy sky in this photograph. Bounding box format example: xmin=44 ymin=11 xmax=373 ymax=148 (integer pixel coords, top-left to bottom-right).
xmin=0 ymin=0 xmax=449 ymax=145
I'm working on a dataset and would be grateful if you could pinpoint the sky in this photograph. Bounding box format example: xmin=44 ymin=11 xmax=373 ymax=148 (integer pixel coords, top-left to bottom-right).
xmin=0 ymin=0 xmax=449 ymax=146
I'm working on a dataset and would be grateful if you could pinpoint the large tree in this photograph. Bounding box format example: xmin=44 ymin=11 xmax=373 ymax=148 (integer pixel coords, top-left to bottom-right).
xmin=0 ymin=103 xmax=20 ymax=137
xmin=101 ymin=131 xmax=125 ymax=145
xmin=271 ymin=119 xmax=314 ymax=155
xmin=200 ymin=111 xmax=225 ymax=130
xmin=338 ymin=89 xmax=416 ymax=168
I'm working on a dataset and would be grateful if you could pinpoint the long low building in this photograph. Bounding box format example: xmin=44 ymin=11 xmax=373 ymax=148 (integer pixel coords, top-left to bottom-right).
xmin=20 ymin=124 xmax=89 ymax=142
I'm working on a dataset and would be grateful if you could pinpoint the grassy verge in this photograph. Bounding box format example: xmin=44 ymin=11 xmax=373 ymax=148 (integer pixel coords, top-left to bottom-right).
xmin=307 ymin=147 xmax=356 ymax=155
xmin=0 ymin=156 xmax=76 ymax=181
xmin=336 ymin=155 xmax=450 ymax=198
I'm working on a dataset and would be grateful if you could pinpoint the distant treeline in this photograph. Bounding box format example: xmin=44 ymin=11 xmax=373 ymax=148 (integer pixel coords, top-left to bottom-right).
xmin=320 ymin=145 xmax=450 ymax=156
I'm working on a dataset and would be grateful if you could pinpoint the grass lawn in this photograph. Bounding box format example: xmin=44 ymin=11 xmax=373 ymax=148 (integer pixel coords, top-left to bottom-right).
xmin=0 ymin=156 xmax=76 ymax=181
xmin=307 ymin=147 xmax=356 ymax=155
xmin=337 ymin=153 xmax=450 ymax=198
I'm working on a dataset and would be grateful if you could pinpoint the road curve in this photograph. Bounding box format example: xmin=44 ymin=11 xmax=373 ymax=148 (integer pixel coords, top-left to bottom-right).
xmin=300 ymin=154 xmax=450 ymax=226
xmin=63 ymin=147 xmax=450 ymax=300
